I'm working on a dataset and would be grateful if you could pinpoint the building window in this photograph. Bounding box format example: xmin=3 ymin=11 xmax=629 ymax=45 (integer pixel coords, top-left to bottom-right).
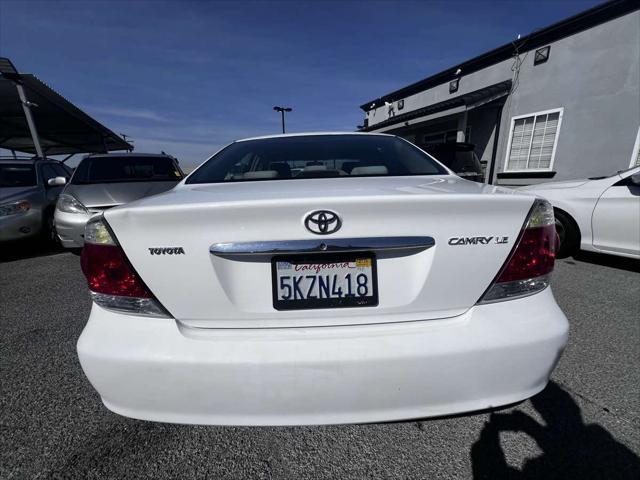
xmin=630 ymin=126 xmax=640 ymax=168
xmin=534 ymin=46 xmax=551 ymax=65
xmin=449 ymin=78 xmax=459 ymax=94
xmin=504 ymin=108 xmax=563 ymax=172
xmin=398 ymin=99 xmax=404 ymax=110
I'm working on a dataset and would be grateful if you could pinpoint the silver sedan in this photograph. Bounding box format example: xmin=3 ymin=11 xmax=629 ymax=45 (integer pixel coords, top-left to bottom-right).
xmin=0 ymin=158 xmax=70 ymax=243
xmin=55 ymin=153 xmax=183 ymax=248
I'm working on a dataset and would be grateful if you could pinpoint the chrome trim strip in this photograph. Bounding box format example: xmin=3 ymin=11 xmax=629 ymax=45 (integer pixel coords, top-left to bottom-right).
xmin=210 ymin=236 xmax=435 ymax=257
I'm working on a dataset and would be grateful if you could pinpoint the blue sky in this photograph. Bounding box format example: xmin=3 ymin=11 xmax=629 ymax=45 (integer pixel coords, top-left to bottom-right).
xmin=0 ymin=0 xmax=600 ymax=167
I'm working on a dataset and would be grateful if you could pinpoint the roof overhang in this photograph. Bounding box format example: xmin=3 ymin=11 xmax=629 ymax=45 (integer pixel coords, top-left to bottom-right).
xmin=362 ymin=80 xmax=512 ymax=133
xmin=0 ymin=59 xmax=132 ymax=155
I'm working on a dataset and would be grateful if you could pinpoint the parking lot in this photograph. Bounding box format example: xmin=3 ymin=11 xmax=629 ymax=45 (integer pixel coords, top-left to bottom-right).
xmin=1 ymin=245 xmax=639 ymax=479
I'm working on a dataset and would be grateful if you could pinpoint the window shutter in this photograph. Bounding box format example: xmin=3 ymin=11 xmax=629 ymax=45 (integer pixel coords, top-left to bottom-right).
xmin=506 ymin=110 xmax=562 ymax=171
xmin=508 ymin=117 xmax=534 ymax=170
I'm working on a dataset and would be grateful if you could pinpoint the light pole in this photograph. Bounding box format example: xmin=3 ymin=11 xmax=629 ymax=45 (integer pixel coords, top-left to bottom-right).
xmin=273 ymin=106 xmax=292 ymax=134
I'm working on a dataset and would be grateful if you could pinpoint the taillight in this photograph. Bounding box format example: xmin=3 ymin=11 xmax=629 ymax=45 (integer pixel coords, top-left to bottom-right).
xmin=81 ymin=243 xmax=151 ymax=298
xmin=81 ymin=216 xmax=169 ymax=317
xmin=479 ymin=199 xmax=557 ymax=303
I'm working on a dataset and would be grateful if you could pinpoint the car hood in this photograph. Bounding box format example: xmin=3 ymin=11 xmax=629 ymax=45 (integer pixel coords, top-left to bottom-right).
xmin=518 ymin=179 xmax=589 ymax=191
xmin=65 ymin=181 xmax=178 ymax=208
xmin=0 ymin=186 xmax=41 ymax=203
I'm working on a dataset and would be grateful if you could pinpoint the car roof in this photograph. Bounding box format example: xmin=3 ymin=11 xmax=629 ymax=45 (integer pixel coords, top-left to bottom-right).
xmin=0 ymin=157 xmax=62 ymax=164
xmin=86 ymin=152 xmax=175 ymax=159
xmin=235 ymin=131 xmax=395 ymax=142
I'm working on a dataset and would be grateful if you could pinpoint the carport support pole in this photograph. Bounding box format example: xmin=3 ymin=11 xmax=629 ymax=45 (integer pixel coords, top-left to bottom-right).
xmin=15 ymin=83 xmax=45 ymax=159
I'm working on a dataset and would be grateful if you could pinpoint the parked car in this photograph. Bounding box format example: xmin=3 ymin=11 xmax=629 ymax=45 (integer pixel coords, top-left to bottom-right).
xmin=0 ymin=157 xmax=71 ymax=243
xmin=77 ymin=132 xmax=568 ymax=426
xmin=423 ymin=142 xmax=484 ymax=182
xmin=55 ymin=153 xmax=184 ymax=248
xmin=520 ymin=166 xmax=640 ymax=259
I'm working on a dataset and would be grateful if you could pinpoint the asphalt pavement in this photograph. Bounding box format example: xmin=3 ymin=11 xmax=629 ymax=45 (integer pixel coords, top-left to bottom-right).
xmin=1 ymin=243 xmax=639 ymax=479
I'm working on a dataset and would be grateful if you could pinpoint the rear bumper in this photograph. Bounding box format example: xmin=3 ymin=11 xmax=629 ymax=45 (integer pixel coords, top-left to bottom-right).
xmin=77 ymin=288 xmax=568 ymax=426
xmin=54 ymin=209 xmax=93 ymax=248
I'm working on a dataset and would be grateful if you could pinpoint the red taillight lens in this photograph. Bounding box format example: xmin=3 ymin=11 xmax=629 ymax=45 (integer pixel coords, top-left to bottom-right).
xmin=479 ymin=199 xmax=557 ymax=304
xmin=494 ymin=224 xmax=557 ymax=283
xmin=81 ymin=216 xmax=169 ymax=317
xmin=81 ymin=243 xmax=151 ymax=298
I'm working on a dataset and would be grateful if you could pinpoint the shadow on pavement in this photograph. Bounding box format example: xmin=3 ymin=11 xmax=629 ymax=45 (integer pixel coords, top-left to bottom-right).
xmin=0 ymin=239 xmax=68 ymax=263
xmin=567 ymin=251 xmax=640 ymax=273
xmin=471 ymin=381 xmax=640 ymax=480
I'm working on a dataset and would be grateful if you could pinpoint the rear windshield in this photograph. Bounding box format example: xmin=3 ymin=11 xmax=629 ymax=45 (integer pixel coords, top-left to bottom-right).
xmin=186 ymin=135 xmax=447 ymax=184
xmin=72 ymin=156 xmax=183 ymax=184
xmin=0 ymin=164 xmax=37 ymax=187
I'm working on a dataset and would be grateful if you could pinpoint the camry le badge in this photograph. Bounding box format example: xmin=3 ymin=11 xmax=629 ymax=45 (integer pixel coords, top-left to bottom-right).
xmin=305 ymin=210 xmax=341 ymax=235
xmin=448 ymin=236 xmax=509 ymax=246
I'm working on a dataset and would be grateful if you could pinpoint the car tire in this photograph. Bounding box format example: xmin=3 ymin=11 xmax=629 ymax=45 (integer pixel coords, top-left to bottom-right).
xmin=554 ymin=209 xmax=579 ymax=258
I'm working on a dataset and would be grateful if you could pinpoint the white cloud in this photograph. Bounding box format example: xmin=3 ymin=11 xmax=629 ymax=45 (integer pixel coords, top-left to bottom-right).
xmin=85 ymin=106 xmax=169 ymax=123
xmin=116 ymin=121 xmax=275 ymax=168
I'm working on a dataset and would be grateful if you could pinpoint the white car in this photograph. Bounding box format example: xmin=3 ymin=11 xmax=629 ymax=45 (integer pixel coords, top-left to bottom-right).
xmin=520 ymin=167 xmax=640 ymax=259
xmin=77 ymin=133 xmax=568 ymax=426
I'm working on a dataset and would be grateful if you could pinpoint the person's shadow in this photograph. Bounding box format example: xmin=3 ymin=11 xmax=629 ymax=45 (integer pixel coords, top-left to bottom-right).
xmin=471 ymin=381 xmax=640 ymax=479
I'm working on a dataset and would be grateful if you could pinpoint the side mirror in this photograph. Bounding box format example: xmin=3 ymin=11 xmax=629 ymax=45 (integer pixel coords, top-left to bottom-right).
xmin=630 ymin=173 xmax=640 ymax=186
xmin=47 ymin=176 xmax=67 ymax=187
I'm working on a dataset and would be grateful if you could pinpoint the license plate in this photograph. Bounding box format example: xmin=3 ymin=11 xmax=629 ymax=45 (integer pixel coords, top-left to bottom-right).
xmin=272 ymin=254 xmax=378 ymax=310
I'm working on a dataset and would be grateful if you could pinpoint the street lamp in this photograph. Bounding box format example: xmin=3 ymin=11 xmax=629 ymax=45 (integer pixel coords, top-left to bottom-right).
xmin=273 ymin=106 xmax=292 ymax=134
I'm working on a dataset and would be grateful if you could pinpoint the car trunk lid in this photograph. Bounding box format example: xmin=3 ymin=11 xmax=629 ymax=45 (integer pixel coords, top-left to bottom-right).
xmin=104 ymin=176 xmax=534 ymax=328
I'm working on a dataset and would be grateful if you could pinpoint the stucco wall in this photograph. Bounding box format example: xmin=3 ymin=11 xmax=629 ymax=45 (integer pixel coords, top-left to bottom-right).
xmin=366 ymin=10 xmax=640 ymax=185
xmin=495 ymin=11 xmax=640 ymax=185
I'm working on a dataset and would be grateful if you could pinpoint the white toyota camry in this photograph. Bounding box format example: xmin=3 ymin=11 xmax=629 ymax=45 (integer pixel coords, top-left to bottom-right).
xmin=77 ymin=132 xmax=568 ymax=426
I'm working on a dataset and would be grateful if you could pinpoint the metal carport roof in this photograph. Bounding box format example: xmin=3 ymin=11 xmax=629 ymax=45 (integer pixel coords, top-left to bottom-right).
xmin=0 ymin=57 xmax=132 ymax=156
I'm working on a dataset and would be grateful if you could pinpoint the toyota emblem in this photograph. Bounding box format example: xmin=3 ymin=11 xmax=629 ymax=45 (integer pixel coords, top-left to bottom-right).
xmin=305 ymin=210 xmax=341 ymax=235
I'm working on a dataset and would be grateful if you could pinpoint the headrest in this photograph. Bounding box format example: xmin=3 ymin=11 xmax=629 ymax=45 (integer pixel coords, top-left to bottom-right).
xmin=242 ymin=170 xmax=279 ymax=179
xmin=350 ymin=166 xmax=388 ymax=175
